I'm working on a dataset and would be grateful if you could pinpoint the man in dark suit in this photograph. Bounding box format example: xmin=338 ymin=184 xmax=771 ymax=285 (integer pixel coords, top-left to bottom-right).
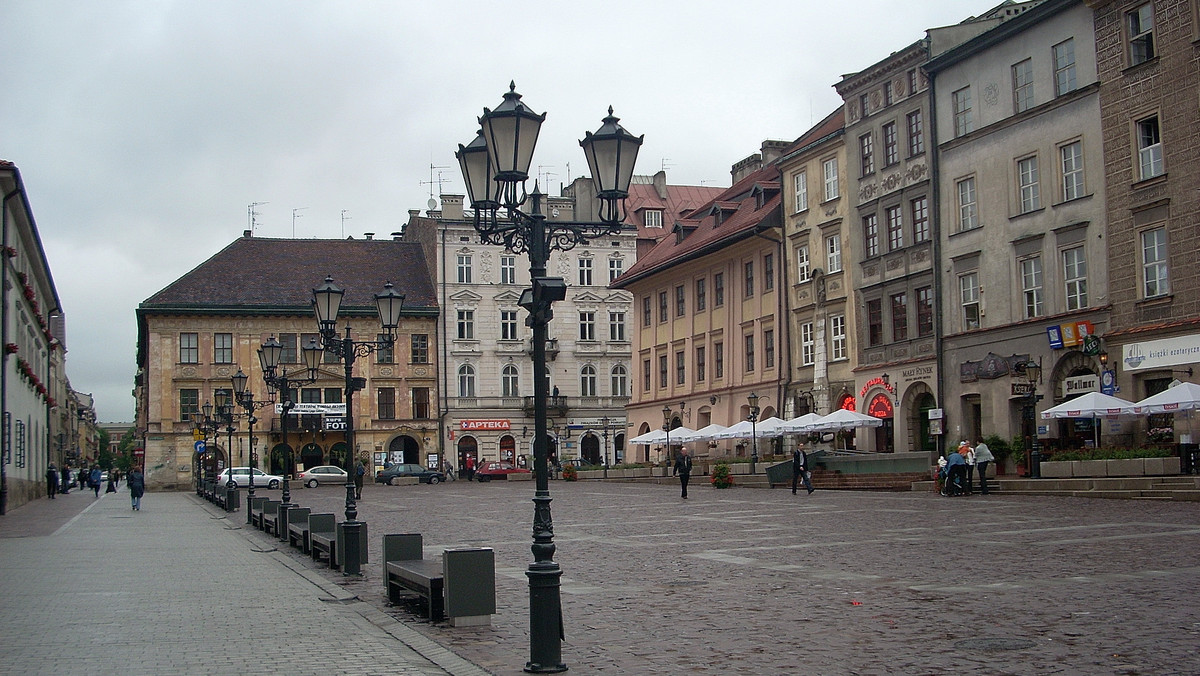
xmin=792 ymin=447 xmax=814 ymax=495
xmin=672 ymin=448 xmax=693 ymax=499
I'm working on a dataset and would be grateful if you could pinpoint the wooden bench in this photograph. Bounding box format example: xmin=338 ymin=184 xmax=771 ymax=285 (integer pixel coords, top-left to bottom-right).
xmin=383 ymin=536 xmax=496 ymax=625
xmin=247 ymin=496 xmax=268 ymax=527
xmin=295 ymin=513 xmax=334 ymax=554
xmin=278 ymin=506 xmax=308 ymax=541
xmin=384 ymin=534 xmax=444 ymax=621
xmin=261 ymin=500 xmax=282 ymax=535
xmin=252 ymin=499 xmax=279 ymax=531
xmin=310 ymin=517 xmax=338 ymax=566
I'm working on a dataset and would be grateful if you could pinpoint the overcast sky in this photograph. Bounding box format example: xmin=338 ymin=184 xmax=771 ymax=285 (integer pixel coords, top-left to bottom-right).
xmin=2 ymin=0 xmax=981 ymax=422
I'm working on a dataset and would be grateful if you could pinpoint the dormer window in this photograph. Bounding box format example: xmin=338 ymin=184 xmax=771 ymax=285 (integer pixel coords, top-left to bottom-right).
xmin=643 ymin=209 xmax=663 ymax=228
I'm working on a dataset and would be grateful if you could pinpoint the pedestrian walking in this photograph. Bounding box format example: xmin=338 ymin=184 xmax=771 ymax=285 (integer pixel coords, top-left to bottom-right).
xmin=45 ymin=462 xmax=59 ymax=499
xmin=78 ymin=469 xmax=87 ymax=490
xmin=973 ymin=438 xmax=995 ymax=495
xmin=464 ymin=455 xmax=475 ymax=482
xmin=60 ymin=464 xmax=71 ymax=494
xmin=89 ymin=466 xmax=102 ymax=497
xmin=354 ymin=459 xmax=366 ymax=499
xmin=127 ymin=466 xmax=145 ymax=510
xmin=672 ymin=448 xmax=692 ymax=499
xmin=961 ymin=441 xmax=976 ymax=494
xmin=791 ymin=447 xmax=813 ymax=495
xmin=105 ymin=470 xmax=118 ymax=493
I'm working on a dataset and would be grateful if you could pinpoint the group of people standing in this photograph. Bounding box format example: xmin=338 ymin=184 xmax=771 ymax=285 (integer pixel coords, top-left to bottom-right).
xmin=940 ymin=439 xmax=995 ymax=495
xmin=43 ymin=463 xmax=145 ymax=509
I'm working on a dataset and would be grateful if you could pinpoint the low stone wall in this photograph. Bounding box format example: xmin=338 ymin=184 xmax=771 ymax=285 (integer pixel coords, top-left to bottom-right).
xmin=1040 ymin=457 xmax=1181 ymax=478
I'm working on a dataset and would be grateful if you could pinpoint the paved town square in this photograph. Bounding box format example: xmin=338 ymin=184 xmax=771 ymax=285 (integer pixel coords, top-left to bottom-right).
xmin=4 ymin=480 xmax=1199 ymax=675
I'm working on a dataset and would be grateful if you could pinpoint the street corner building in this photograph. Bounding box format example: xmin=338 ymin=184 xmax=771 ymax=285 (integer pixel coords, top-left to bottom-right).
xmin=134 ymin=232 xmax=439 ymax=491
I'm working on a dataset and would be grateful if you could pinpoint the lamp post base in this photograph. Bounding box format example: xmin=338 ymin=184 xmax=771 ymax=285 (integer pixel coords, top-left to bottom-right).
xmin=341 ymin=520 xmax=364 ymax=576
xmin=525 ymin=562 xmax=566 ymax=674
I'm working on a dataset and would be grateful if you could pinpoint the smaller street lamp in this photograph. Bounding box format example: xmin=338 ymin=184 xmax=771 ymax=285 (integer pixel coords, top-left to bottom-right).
xmin=600 ymin=416 xmax=611 ymax=479
xmin=1025 ymin=359 xmax=1043 ymax=479
xmin=232 ymin=368 xmax=273 ymax=524
xmin=747 ymin=392 xmax=761 ymax=475
xmin=662 ymin=405 xmax=673 ymax=466
xmin=258 ymin=335 xmax=323 ymax=510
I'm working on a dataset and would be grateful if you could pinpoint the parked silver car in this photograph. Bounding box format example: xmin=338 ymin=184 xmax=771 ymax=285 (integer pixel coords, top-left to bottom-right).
xmin=216 ymin=467 xmax=283 ymax=489
xmin=296 ymin=465 xmax=348 ymax=488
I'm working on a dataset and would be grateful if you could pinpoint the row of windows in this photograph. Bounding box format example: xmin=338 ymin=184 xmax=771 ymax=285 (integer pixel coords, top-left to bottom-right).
xmin=180 ymin=387 xmax=431 ymax=422
xmin=456 ymin=253 xmax=624 ymax=286
xmin=856 ymin=110 xmax=925 ymax=179
xmin=456 ymin=310 xmax=627 ymax=342
xmin=177 ymin=332 xmax=430 ymax=365
xmin=865 ymin=288 xmax=934 ymax=347
xmin=953 ymin=139 xmax=1088 ymax=232
xmin=640 ymin=258 xmax=776 ymax=327
xmin=858 ymin=67 xmax=925 ymax=120
xmin=455 ymin=363 xmax=628 ymax=399
xmin=794 ymin=234 xmax=843 ymax=282
xmin=791 ymin=158 xmax=841 ymax=213
xmin=951 ymin=38 xmax=1077 ymax=140
xmin=642 ymin=329 xmax=779 ymax=394
xmin=863 ymin=196 xmax=930 ymax=258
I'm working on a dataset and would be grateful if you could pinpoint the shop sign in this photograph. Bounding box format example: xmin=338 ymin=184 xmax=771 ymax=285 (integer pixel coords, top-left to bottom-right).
xmin=460 ymin=420 xmax=511 ymax=431
xmin=1047 ymin=321 xmax=1094 ymax=350
xmin=281 ymin=402 xmax=347 ymax=415
xmin=1122 ymin=333 xmax=1200 ymax=371
xmin=1011 ymin=382 xmax=1034 ymax=397
xmin=324 ymin=416 xmax=347 ymax=431
xmin=1062 ymin=374 xmax=1099 ymax=397
xmin=858 ymin=377 xmax=896 ymax=399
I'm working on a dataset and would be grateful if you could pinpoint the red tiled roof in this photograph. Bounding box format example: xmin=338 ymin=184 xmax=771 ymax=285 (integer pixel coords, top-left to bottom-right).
xmin=625 ymin=181 xmax=725 ymax=238
xmin=140 ymin=236 xmax=438 ymax=314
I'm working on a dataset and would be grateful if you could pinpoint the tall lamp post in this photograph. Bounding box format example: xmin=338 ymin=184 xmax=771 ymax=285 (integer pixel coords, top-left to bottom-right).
xmin=232 ymin=368 xmax=273 ymax=524
xmin=456 ymin=82 xmax=641 ymax=674
xmin=194 ymin=401 xmax=218 ymax=495
xmin=313 ymin=276 xmax=405 ymax=576
xmin=600 ymin=416 xmax=611 ymax=479
xmin=1025 ymin=359 xmax=1043 ymax=479
xmin=662 ymin=405 xmax=673 ymax=468
xmin=258 ymin=335 xmax=323 ymax=510
xmin=748 ymin=392 xmax=760 ymax=475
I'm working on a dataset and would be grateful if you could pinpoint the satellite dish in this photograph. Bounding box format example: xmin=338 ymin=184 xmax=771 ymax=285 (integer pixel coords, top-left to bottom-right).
xmin=427 ymin=198 xmax=438 ymax=210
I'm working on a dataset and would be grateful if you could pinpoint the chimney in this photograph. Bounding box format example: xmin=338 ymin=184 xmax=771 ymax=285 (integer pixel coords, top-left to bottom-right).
xmin=391 ymin=231 xmax=403 ymax=241
xmin=243 ymin=229 xmax=253 ymax=238
xmin=364 ymin=232 xmax=374 ymax=240
xmin=441 ymin=194 xmax=464 ymax=220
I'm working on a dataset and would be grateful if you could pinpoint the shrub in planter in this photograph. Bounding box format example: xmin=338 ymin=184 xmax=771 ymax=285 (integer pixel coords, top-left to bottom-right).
xmin=710 ymin=462 xmax=733 ymax=489
xmin=562 ymin=464 xmax=578 ymax=481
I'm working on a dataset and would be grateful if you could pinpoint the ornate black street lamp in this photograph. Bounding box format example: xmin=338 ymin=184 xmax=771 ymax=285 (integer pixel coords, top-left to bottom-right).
xmin=258 ymin=335 xmax=323 ymax=510
xmin=600 ymin=416 xmax=611 ymax=479
xmin=313 ymin=276 xmax=405 ymax=576
xmin=232 ymin=368 xmax=273 ymax=524
xmin=662 ymin=404 xmax=673 ymax=467
xmin=748 ymin=392 xmax=761 ymax=475
xmin=1025 ymin=359 xmax=1043 ymax=479
xmin=194 ymin=401 xmax=220 ymax=495
xmin=457 ymin=82 xmax=641 ymax=674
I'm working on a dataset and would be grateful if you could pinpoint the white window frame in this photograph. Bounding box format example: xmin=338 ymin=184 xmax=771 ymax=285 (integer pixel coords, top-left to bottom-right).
xmin=1128 ymin=4 xmax=1155 ymax=66
xmin=960 ymin=273 xmax=981 ymax=330
xmin=859 ymin=132 xmax=874 ymax=176
xmin=1060 ymin=141 xmax=1084 ymax=201
xmin=825 ymin=234 xmax=842 ymax=273
xmin=1141 ymin=227 xmax=1169 ymax=298
xmin=1021 ymin=256 xmax=1044 ymax=319
xmin=957 ymin=177 xmax=978 ymax=231
xmin=579 ymin=311 xmax=596 ymax=341
xmin=501 ymin=255 xmax=516 ymax=284
xmin=643 ymin=209 xmax=663 ymax=228
xmin=611 ymin=365 xmax=628 ymax=397
xmin=1063 ymin=247 xmax=1088 ymax=310
xmin=907 ymin=109 xmax=924 ymax=156
xmin=456 ymin=310 xmax=474 ymax=340
xmin=457 ymin=254 xmax=473 ymax=284
xmin=1137 ymin=115 xmax=1164 ymax=180
xmin=1012 ymin=58 xmax=1034 ymax=113
xmin=458 ymin=364 xmax=476 ymax=398
xmin=1053 ymin=38 xmax=1077 ymax=96
xmin=882 ymin=121 xmax=898 ymax=166
xmin=609 ymin=257 xmax=623 ymax=282
xmin=580 ymin=365 xmax=597 ymax=397
xmin=502 ymin=364 xmax=520 ymax=397
xmin=863 ymin=213 xmax=879 ymax=258
xmin=609 ymin=312 xmax=625 ymax=342
xmin=953 ymin=87 xmax=973 ymax=137
xmin=886 ymin=205 xmax=904 ymax=252
xmin=796 ymin=245 xmax=810 ymax=282
xmin=830 ymin=314 xmax=847 ymax=361
xmin=578 ymin=258 xmax=593 ymax=286
xmin=501 ymin=310 xmax=519 ymax=340
xmin=801 ymin=322 xmax=815 ymax=367
xmin=823 ymin=158 xmax=839 ymax=201
xmin=1018 ymin=156 xmax=1041 ymax=213
xmin=793 ymin=170 xmax=808 ymax=212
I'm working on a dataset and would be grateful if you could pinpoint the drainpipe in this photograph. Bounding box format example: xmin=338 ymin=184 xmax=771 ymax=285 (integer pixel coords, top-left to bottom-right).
xmin=1 ymin=187 xmax=18 ymax=514
xmin=925 ymin=56 xmax=947 ymax=466
xmin=437 ymin=222 xmax=449 ymax=468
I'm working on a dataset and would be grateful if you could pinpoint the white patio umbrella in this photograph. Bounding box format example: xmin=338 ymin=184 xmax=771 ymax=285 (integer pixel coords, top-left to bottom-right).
xmin=777 ymin=413 xmax=823 ymax=434
xmin=1040 ymin=391 xmax=1138 ymax=448
xmin=806 ymin=408 xmax=885 ymax=431
xmin=629 ymin=427 xmax=697 ymax=445
xmin=1133 ymin=381 xmax=1200 ymax=414
xmin=754 ymin=416 xmax=789 ymax=438
xmin=675 ymin=423 xmax=730 ymax=443
xmin=711 ymin=420 xmax=757 ymax=440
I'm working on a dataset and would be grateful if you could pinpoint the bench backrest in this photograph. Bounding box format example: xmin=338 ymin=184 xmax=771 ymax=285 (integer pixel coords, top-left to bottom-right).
xmin=250 ymin=496 xmax=268 ymax=512
xmin=309 ymin=513 xmax=336 ymax=534
xmin=263 ymin=500 xmax=280 ymax=516
xmin=286 ymin=507 xmax=310 ymax=526
xmin=382 ymin=533 xmax=423 ymax=575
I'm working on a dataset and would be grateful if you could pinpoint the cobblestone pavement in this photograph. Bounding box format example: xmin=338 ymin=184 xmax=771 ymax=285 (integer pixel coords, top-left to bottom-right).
xmin=0 ymin=487 xmax=478 ymax=676
xmin=5 ymin=480 xmax=1199 ymax=675
xmin=291 ymin=479 xmax=1200 ymax=675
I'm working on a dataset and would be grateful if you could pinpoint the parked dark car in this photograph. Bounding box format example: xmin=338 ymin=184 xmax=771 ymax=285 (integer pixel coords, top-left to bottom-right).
xmin=375 ymin=463 xmax=445 ymax=485
xmin=474 ymin=461 xmax=532 ymax=482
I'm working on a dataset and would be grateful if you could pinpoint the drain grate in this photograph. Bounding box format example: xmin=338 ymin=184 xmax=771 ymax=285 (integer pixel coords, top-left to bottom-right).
xmin=955 ymin=638 xmax=1037 ymax=652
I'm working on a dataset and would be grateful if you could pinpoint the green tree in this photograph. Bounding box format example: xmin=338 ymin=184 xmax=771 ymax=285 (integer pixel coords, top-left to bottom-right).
xmin=114 ymin=428 xmax=138 ymax=473
xmin=97 ymin=428 xmax=113 ymax=469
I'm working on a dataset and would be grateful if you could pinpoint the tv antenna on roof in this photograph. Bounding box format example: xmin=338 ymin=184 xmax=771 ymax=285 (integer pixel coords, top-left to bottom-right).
xmin=421 ymin=162 xmax=451 ymax=211
xmin=291 ymin=207 xmax=309 ymax=239
xmin=341 ymin=210 xmax=351 ymax=239
xmin=248 ymin=202 xmax=268 ymax=235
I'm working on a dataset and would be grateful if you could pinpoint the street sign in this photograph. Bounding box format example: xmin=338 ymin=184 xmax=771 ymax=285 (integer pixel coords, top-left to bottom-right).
xmin=194 ymin=440 xmax=206 ymax=455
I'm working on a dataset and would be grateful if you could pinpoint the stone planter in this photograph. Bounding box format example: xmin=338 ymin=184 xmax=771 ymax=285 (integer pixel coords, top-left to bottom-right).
xmin=1073 ymin=460 xmax=1109 ymax=478
xmin=1042 ymin=457 xmax=1180 ymax=477
xmin=1040 ymin=461 xmax=1073 ymax=478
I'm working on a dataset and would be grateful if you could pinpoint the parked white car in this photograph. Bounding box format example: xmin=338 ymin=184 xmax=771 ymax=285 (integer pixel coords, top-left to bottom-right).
xmin=216 ymin=467 xmax=283 ymax=489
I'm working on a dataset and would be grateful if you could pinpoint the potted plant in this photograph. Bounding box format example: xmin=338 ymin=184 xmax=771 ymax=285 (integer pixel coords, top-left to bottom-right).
xmin=710 ymin=462 xmax=733 ymax=489
xmin=562 ymin=464 xmax=578 ymax=481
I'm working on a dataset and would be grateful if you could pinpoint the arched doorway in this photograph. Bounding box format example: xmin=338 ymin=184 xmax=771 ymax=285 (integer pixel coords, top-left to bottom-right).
xmin=635 ymin=422 xmax=651 ymax=463
xmin=867 ymin=393 xmax=895 ymax=452
xmin=911 ymin=391 xmax=937 ymax=452
xmin=329 ymin=442 xmax=350 ymax=470
xmin=499 ymin=434 xmax=516 ymax=463
xmin=388 ymin=435 xmax=420 ymax=465
xmin=580 ymin=433 xmax=600 ymax=465
xmin=269 ymin=443 xmax=294 ymax=476
xmin=300 ymin=443 xmax=324 ymax=470
xmin=457 ymin=436 xmax=479 ymax=473
xmin=614 ymin=432 xmax=625 ymax=464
